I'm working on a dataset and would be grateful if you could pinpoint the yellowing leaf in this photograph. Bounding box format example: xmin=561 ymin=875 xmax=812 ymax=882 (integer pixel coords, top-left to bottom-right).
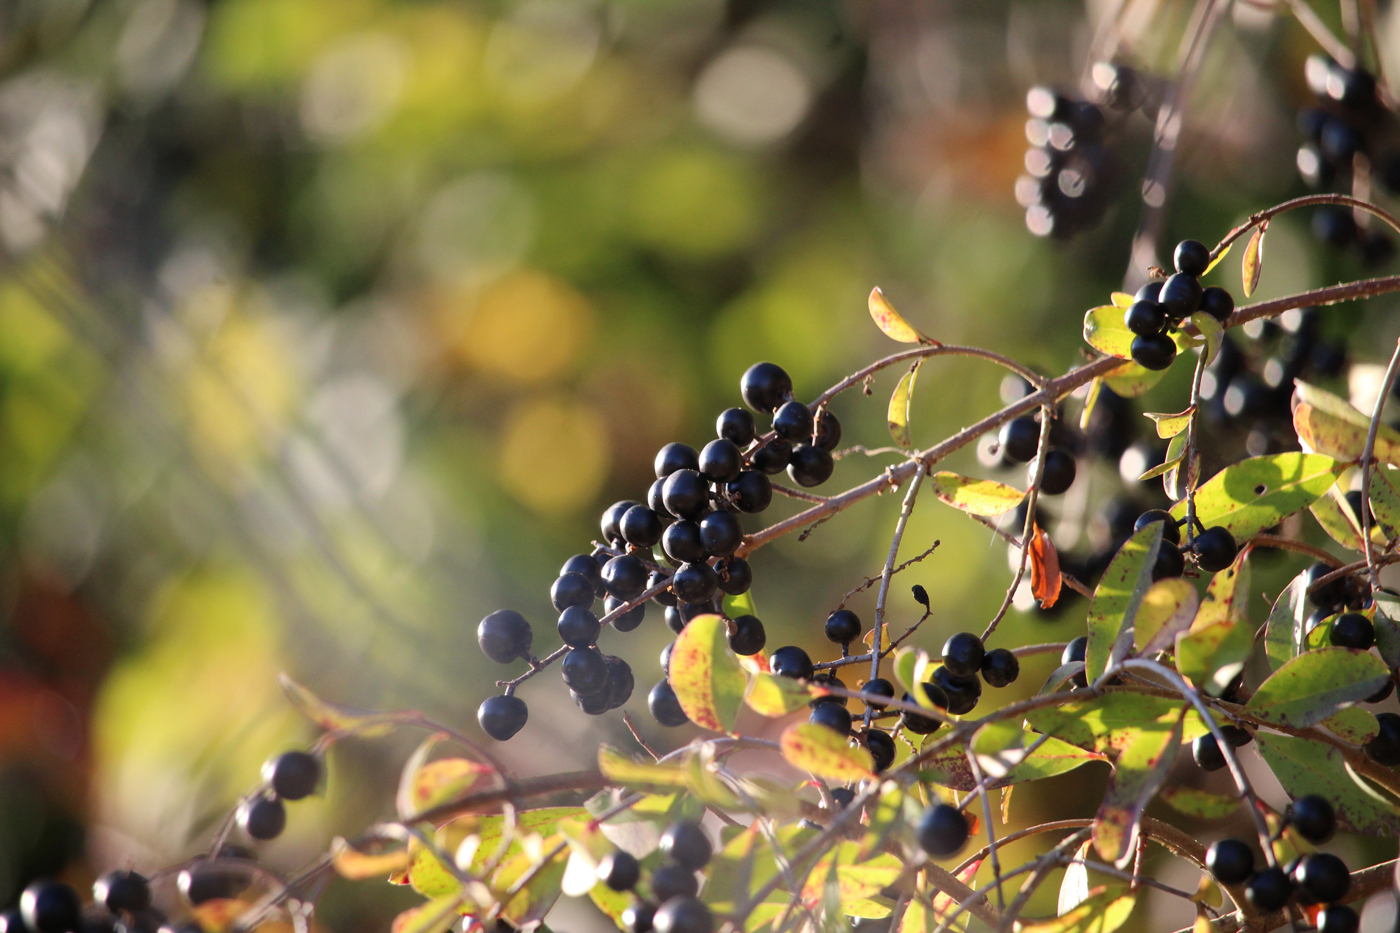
xmin=1191 ymin=313 xmax=1223 ymax=364
xmin=1144 ymin=406 xmax=1194 ymax=439
xmin=1080 ymin=378 xmax=1103 ymax=431
xmin=668 ymin=613 xmax=748 ymax=733
xmin=888 ymin=361 xmax=922 ymax=448
xmin=1104 ymin=359 xmax=1167 ymax=398
xmin=597 ymin=746 xmax=689 ymax=789
xmin=930 ymin=471 xmax=1026 ymax=516
xmin=1110 ymin=292 xmax=1135 ymax=308
xmin=1202 ymin=241 xmax=1231 ymax=277
xmin=1242 ymin=224 xmax=1266 ymax=298
xmin=746 ymin=672 xmax=821 ymax=717
xmin=1083 ymin=306 xmax=1134 ymax=360
xmin=869 ymin=287 xmax=929 ymax=344
xmin=1159 ymin=786 xmax=1238 ymax=819
xmin=279 ymin=673 xmax=398 ymax=737
xmin=400 ymin=753 xmax=496 ymax=818
xmin=391 ymin=896 xmax=464 ymax=933
xmin=332 ymin=836 xmax=412 ymax=880
xmin=1293 ymin=381 xmax=1400 ymax=465
xmin=1017 ymin=886 xmax=1135 ymax=932
xmin=1086 ymin=523 xmax=1162 ymax=682
xmin=780 ymin=723 xmax=875 ymax=782
xmin=1134 ymin=577 xmax=1198 ymax=656
xmin=1168 ymin=452 xmax=1341 ymax=540
xmin=1093 ymin=707 xmax=1184 ymax=866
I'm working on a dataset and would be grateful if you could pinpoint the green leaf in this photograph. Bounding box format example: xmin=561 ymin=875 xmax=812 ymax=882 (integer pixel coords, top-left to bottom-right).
xmin=929 ymin=471 xmax=1025 ymax=517
xmin=1175 ymin=619 xmax=1253 ymax=698
xmin=1162 ymin=432 xmax=1193 ymax=501
xmin=1241 ymin=223 xmax=1265 ymax=297
xmin=1255 ymin=732 xmax=1400 ymax=834
xmin=1322 ymin=706 xmax=1379 ymax=744
xmin=1080 ymin=378 xmax=1104 ymax=431
xmin=869 ymin=287 xmax=929 ymax=344
xmin=668 ymin=613 xmax=747 ymax=733
xmin=1293 ymin=381 xmax=1400 ymax=466
xmin=1374 ymin=590 xmax=1400 ymax=668
xmin=1190 ymin=313 xmax=1222 ymax=364
xmin=1264 ymin=571 xmax=1311 ymax=671
xmin=1191 ymin=550 xmax=1249 ymax=631
xmin=391 ymin=895 xmax=466 ymax=933
xmin=920 ymin=731 xmax=1104 ymax=792
xmin=1144 ymin=407 xmax=1195 ymax=439
xmin=1311 ymin=492 xmax=1365 ymax=551
xmin=1104 ymin=359 xmax=1167 ymax=398
xmin=598 ymin=746 xmax=689 ymax=789
xmin=1168 ymin=453 xmax=1342 ymax=540
xmin=1246 ymin=648 xmax=1389 ymax=728
xmin=1086 ymin=523 xmax=1163 ymax=682
xmin=279 ymin=673 xmax=398 ymax=737
xmin=589 ymin=882 xmax=631 ymax=926
xmin=746 ymin=672 xmax=821 ymax=717
xmin=1025 ymin=693 xmax=1187 ymax=755
xmin=1093 ymin=706 xmax=1184 ymax=866
xmin=888 ymin=362 xmax=921 ymax=449
xmin=1134 ymin=578 xmax=1198 ymax=655
xmin=780 ymin=723 xmax=875 ymax=782
xmin=1110 ymin=292 xmax=1135 ymax=308
xmin=1083 ymin=305 xmax=1134 ymax=359
xmin=723 ymin=588 xmax=757 ymax=619
xmin=1017 ymin=887 xmax=1135 ymax=933
xmin=1370 ymin=468 xmax=1400 ymax=539
xmin=1159 ymin=785 xmax=1238 ymax=819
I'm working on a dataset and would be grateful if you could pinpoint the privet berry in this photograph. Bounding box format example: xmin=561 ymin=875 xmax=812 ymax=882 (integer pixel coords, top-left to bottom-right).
xmin=749 ymin=439 xmax=792 ymax=475
xmin=727 ymin=471 xmax=772 ymax=513
xmin=829 ymin=787 xmax=856 ymax=809
xmin=1290 ymin=794 xmax=1336 ymax=843
xmin=478 ymin=695 xmax=528 ymax=741
xmin=663 ymin=520 xmax=706 ymax=564
xmin=662 ymin=470 xmax=709 ymax=521
xmin=698 ymin=439 xmax=742 ymax=483
xmin=1192 ymin=733 xmax=1227 ymax=772
xmin=1134 ymin=509 xmax=1180 ymax=545
xmin=1174 ymin=239 xmax=1210 ymax=276
xmin=660 ymin=821 xmax=713 ymax=869
xmin=980 ymin=648 xmax=1019 ymax=688
xmin=772 ymin=400 xmax=813 ymax=441
xmin=1152 ymin=541 xmax=1185 ymax=581
xmin=605 ymin=656 xmax=635 ymax=709
xmin=1205 ymin=839 xmax=1254 ymax=885
xmin=1293 ymin=852 xmax=1351 ymax=903
xmin=654 ymin=443 xmax=700 ymax=479
xmin=671 ymin=563 xmax=718 ymax=604
xmin=770 ymin=645 xmax=815 ymax=680
xmin=1031 ymin=449 xmax=1077 ymax=495
xmin=917 ymin=804 xmax=969 ymax=858
xmin=861 ymin=678 xmax=895 ymax=708
xmin=561 ymin=553 xmax=604 ymax=592
xmin=551 ymin=572 xmax=595 ymax=611
xmin=941 ymin=633 xmax=984 ymax=677
xmin=558 ymin=606 xmax=601 ymax=647
xmin=20 ymin=882 xmax=81 ymax=933
xmin=602 ymin=555 xmax=649 ymax=601
xmin=93 ymin=871 xmax=151 ymax=914
xmin=1062 ymin=636 xmax=1088 ymax=687
xmin=1199 ymin=286 xmax=1234 ymax=322
xmin=562 ymin=646 xmax=610 ymax=696
xmin=1193 ymin=526 xmax=1237 ymax=572
xmin=1159 ymin=272 xmax=1202 ymax=318
xmin=900 ymin=686 xmax=945 ymax=733
xmin=263 ymin=750 xmax=320 ymax=800
xmin=699 ymin=510 xmax=743 ymax=556
xmin=716 ymin=408 xmax=755 ymax=447
xmin=648 ymin=680 xmax=689 ymax=727
xmin=1130 ymin=332 xmax=1177 ymax=371
xmin=652 ymin=897 xmax=712 ymax=933
xmin=728 ymin=614 xmax=766 ymax=655
xmin=620 ymin=505 xmax=664 ymax=548
xmin=478 ymin=610 xmax=532 ymax=664
xmin=1330 ymin=613 xmax=1374 ymax=650
xmin=1245 ymin=867 xmax=1293 ymax=912
xmin=824 ymin=609 xmax=862 ymax=645
xmin=608 ymin=594 xmax=647 ymax=632
xmin=813 ymin=410 xmax=842 ymax=450
xmin=1316 ymin=905 xmax=1360 ymax=933
xmin=597 ymin=851 xmax=640 ymax=892
xmin=237 ymin=793 xmax=286 ymax=841
xmin=809 ymin=702 xmax=852 ymax=735
xmin=787 ymin=444 xmax=834 ymax=487
xmin=866 ymin=730 xmax=895 ymax=772
xmin=998 ymin=416 xmax=1040 ymax=463
xmin=740 ymin=362 xmax=793 ymax=413
xmin=602 ymin=501 xmax=639 ymax=544
xmin=650 ymin=864 xmax=698 ymax=901
xmin=715 ymin=557 xmax=752 ymax=595
xmin=933 ymin=666 xmax=981 ymax=715
xmin=1124 ymin=300 xmax=1167 ymax=336
xmin=1365 ymin=711 xmax=1400 ymax=766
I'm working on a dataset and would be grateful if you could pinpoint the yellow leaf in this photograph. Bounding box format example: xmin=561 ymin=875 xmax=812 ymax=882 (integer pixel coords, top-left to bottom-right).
xmin=868 ymin=287 xmax=932 ymax=344
xmin=1083 ymin=306 xmax=1134 ymax=360
xmin=331 ymin=836 xmax=412 ymax=880
xmin=597 ymin=746 xmax=689 ymax=788
xmin=780 ymin=723 xmax=875 ymax=781
xmin=1016 ymin=886 xmax=1135 ymax=932
xmin=746 ymin=672 xmax=821 ymax=717
xmin=1134 ymin=578 xmax=1198 ymax=655
xmin=888 ymin=361 xmax=921 ymax=449
xmin=929 ymin=471 xmax=1026 ymax=516
xmin=1110 ymin=292 xmax=1135 ymax=308
xmin=1144 ymin=406 xmax=1195 ymax=439
xmin=668 ymin=613 xmax=748 ymax=733
xmin=1080 ymin=378 xmax=1103 ymax=431
xmin=1241 ymin=224 xmax=1266 ymax=298
xmin=1202 ymin=241 xmax=1231 ymax=277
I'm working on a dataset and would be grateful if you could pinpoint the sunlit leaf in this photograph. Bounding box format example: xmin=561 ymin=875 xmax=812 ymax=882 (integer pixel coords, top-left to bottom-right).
xmin=1246 ymin=648 xmax=1389 ymax=728
xmin=888 ymin=362 xmax=921 ymax=449
xmin=1093 ymin=706 xmax=1183 ymax=866
xmin=1168 ymin=453 xmax=1341 ymax=540
xmin=920 ymin=732 xmax=1103 ymax=793
xmin=1159 ymin=786 xmax=1238 ymax=819
xmin=1025 ymin=694 xmax=1186 ymax=755
xmin=391 ymin=895 xmax=464 ymax=933
xmin=1202 ymin=241 xmax=1231 ymax=277
xmin=1255 ymin=732 xmax=1400 ymax=834
xmin=780 ymin=723 xmax=875 ymax=782
xmin=398 ymin=741 xmax=495 ymax=819
xmin=1293 ymin=381 xmax=1400 ymax=465
xmin=589 ymin=882 xmax=631 ymax=926
xmin=1103 ymin=359 xmax=1167 ymax=398
xmin=1083 ymin=306 xmax=1134 ymax=360
xmin=1144 ymin=406 xmax=1194 ymax=439
xmin=1016 ymin=887 xmax=1135 ymax=933
xmin=1137 ymin=454 xmax=1183 ymax=482
xmin=597 ymin=746 xmax=688 ymax=789
xmin=929 ymin=471 xmax=1025 ymax=516
xmin=745 ymin=672 xmax=821 ymax=717
xmin=868 ymin=287 xmax=933 ymax=344
xmin=1192 ymin=549 xmax=1249 ymax=631
xmin=1190 ymin=313 xmax=1222 ymax=364
xmin=723 ymin=588 xmax=758 ymax=619
xmin=1080 ymin=378 xmax=1103 ymax=431
xmin=332 ymin=836 xmax=412 ymax=880
xmin=1322 ymin=706 xmax=1379 ymax=744
xmin=1369 ymin=468 xmax=1400 ymax=539
xmin=668 ymin=613 xmax=748 ymax=733
xmin=1110 ymin=292 xmax=1135 ymax=308
xmin=1029 ymin=525 xmax=1061 ymax=610
xmin=1134 ymin=578 xmax=1198 ymax=656
xmin=1374 ymin=590 xmax=1400 ymax=669
xmin=1086 ymin=523 xmax=1162 ymax=682
xmin=1175 ymin=619 xmax=1253 ymax=699
xmin=1264 ymin=570 xmax=1311 ymax=671
xmin=1311 ymin=492 xmax=1365 ymax=550
xmin=1241 ymin=224 xmax=1265 ymax=298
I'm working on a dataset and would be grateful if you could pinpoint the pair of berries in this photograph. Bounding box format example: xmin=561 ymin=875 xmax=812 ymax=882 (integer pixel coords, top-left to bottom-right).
xmin=1125 ymin=240 xmax=1235 ymax=371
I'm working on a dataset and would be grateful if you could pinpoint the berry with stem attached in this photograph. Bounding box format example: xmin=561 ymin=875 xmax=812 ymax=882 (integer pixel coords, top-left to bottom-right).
xmin=727 ymin=471 xmax=772 ymax=513
xmin=1193 ymin=526 xmax=1237 ymax=572
xmin=603 ymin=555 xmax=649 ymax=601
xmin=716 ymin=557 xmax=752 ymax=595
xmin=608 ymin=594 xmax=647 ymax=632
xmin=562 ymin=647 xmax=610 ymax=696
xmin=1134 ymin=510 xmax=1180 ymax=545
xmin=558 ymin=606 xmax=601 ymax=647
xmin=1125 ymin=300 xmax=1167 ymax=336
xmin=824 ymin=609 xmax=862 ymax=646
xmin=771 ymin=646 xmax=815 ymax=680
xmin=1131 ymin=332 xmax=1177 ymax=370
xmin=750 ymin=439 xmax=792 ymax=475
xmin=238 ymin=794 xmax=286 ymax=840
xmin=772 ymin=400 xmax=813 ymax=441
xmin=861 ymin=678 xmax=895 ymax=708
xmin=263 ymin=751 xmax=321 ymax=800
xmin=788 ymin=444 xmax=834 ymax=487
xmin=698 ymin=439 xmax=742 ymax=483
xmin=1174 ymin=239 xmax=1211 ymax=276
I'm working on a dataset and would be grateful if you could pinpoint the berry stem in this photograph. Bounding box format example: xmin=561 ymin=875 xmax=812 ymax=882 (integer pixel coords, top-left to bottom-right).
xmin=1182 ymin=343 xmax=1210 ymax=549
xmin=1359 ymin=334 xmax=1400 ymax=590
xmin=1210 ymin=194 xmax=1400 ymax=264
xmin=834 ymin=539 xmax=941 ymax=609
xmin=865 ymin=462 xmax=928 ymax=731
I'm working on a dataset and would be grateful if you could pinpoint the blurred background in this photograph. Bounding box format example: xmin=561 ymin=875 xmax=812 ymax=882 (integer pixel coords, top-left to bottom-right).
xmin=3 ymin=0 xmax=1400 ymax=930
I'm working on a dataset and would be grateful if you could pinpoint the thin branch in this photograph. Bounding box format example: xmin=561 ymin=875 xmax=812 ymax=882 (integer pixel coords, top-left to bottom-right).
xmin=771 ymin=484 xmax=831 ymax=503
xmin=1361 ymin=336 xmax=1400 ymax=589
xmin=1211 ymin=194 xmax=1400 ymax=260
xmin=866 ymin=463 xmax=928 ymax=730
xmin=964 ymin=751 xmax=1006 ymax=910
xmin=835 ymin=540 xmax=942 ymax=609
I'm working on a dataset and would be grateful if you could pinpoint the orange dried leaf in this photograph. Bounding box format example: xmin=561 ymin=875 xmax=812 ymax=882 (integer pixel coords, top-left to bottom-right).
xmin=1029 ymin=526 xmax=1061 ymax=609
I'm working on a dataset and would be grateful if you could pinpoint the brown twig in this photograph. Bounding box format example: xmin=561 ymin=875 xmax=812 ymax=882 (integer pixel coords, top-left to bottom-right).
xmin=835 ymin=540 xmax=942 ymax=609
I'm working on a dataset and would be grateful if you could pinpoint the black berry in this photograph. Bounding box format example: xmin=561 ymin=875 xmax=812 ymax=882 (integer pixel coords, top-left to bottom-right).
xmin=1367 ymin=711 xmax=1400 ymax=765
xmin=552 ymin=573 xmax=596 ymax=612
xmin=623 ymin=901 xmax=656 ymax=933
xmin=93 ymin=871 xmax=150 ymax=914
xmin=1130 ymin=332 xmax=1177 ymax=370
xmin=866 ymin=729 xmax=896 ymax=771
xmin=699 ymin=510 xmax=743 ymax=556
xmin=824 ymin=609 xmax=862 ymax=645
xmin=772 ymin=400 xmax=813 ymax=442
xmin=608 ymin=594 xmax=647 ymax=632
xmin=1134 ymin=509 xmax=1180 ymax=545
xmin=1193 ymin=526 xmax=1237 ymax=572
xmin=671 ymin=562 xmax=718 ymax=604
xmin=562 ymin=646 xmax=610 ymax=696
xmin=655 ymin=443 xmax=700 ymax=479
xmin=741 ymin=362 xmax=793 ymax=413
xmin=178 ymin=861 xmax=249 ymax=904
xmin=1330 ymin=613 xmax=1374 ymax=650
xmin=652 ymin=897 xmax=712 ymax=933
xmin=1153 ymin=541 xmax=1185 ymax=580
xmin=650 ymin=478 xmax=672 ymax=518
xmin=698 ymin=439 xmax=742 ymax=483
xmin=558 ymin=606 xmax=601 ymax=647
xmin=1317 ymin=905 xmax=1359 ymax=933
xmin=900 ymin=687 xmax=945 ymax=733
xmin=861 ymin=678 xmax=895 ymax=708
xmin=749 ymin=439 xmax=792 ymax=475
xmin=1200 ymin=286 xmax=1234 ymax=323
xmin=1306 ymin=562 xmax=1348 ymax=609
xmin=1220 ymin=725 xmax=1252 ymax=747
xmin=238 ymin=794 xmax=286 ymax=840
xmin=649 ymin=680 xmax=689 ymax=727
xmin=941 ymin=633 xmax=985 ymax=677
xmin=20 ymin=883 xmax=80 ymax=933
xmin=598 ymin=851 xmax=640 ymax=891
xmin=660 ymin=821 xmax=712 ymax=869
xmin=1174 ymin=239 xmax=1210 ymax=276
xmin=263 ymin=751 xmax=320 ymax=800
xmin=1125 ymin=300 xmax=1167 ymax=336
xmin=1032 ymin=449 xmax=1076 ymax=495
xmin=933 ymin=666 xmax=981 ymax=715
xmin=561 ymin=554 xmax=604 ymax=591
xmin=478 ymin=695 xmax=528 ymax=740
xmin=621 ymin=506 xmax=664 ymax=548
xmin=912 ymin=585 xmax=930 ymax=607
xmin=1136 ymin=280 xmax=1164 ymax=302
xmin=1289 ymin=795 xmax=1336 ymax=845
xmin=1368 ymin=677 xmax=1394 ymax=703
xmin=716 ymin=408 xmax=756 ymax=447
xmin=603 ymin=555 xmax=649 ymax=601
xmin=602 ymin=500 xmax=640 ymax=544
xmin=771 ymin=645 xmax=814 ymax=680
xmin=662 ymin=470 xmax=709 ymax=522
xmin=605 ymin=656 xmax=635 ymax=709
xmin=728 ymin=615 xmax=766 ymax=655
xmin=1159 ymin=272 xmax=1203 ymax=318
xmin=663 ymin=520 xmax=706 ymax=564
xmin=1193 ymin=733 xmax=1227 ymax=772
xmin=981 ymin=648 xmax=1020 ymax=687
xmin=649 ymin=571 xmax=678 ymax=607
xmin=814 ymin=410 xmax=842 ymax=450
xmin=1205 ymin=839 xmax=1254 ymax=885
xmin=651 ymin=863 xmax=699 ymax=902
xmin=1245 ymin=867 xmax=1292 ymax=912
xmin=478 ymin=610 xmax=533 ymax=664
xmin=917 ymin=804 xmax=968 ymax=858
xmin=830 ymin=787 xmax=856 ymax=809
xmin=998 ymin=416 xmax=1041 ymax=463
xmin=1294 ymin=853 xmax=1350 ymax=903
xmin=809 ymin=702 xmax=852 ymax=735
xmin=788 ymin=444 xmax=834 ymax=487
xmin=574 ymin=688 xmax=610 ymax=715
xmin=727 ymin=471 xmax=772 ymax=513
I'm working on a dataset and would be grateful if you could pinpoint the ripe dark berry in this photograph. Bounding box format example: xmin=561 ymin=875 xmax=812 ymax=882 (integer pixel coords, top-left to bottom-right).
xmin=623 ymin=901 xmax=656 ymax=933
xmin=727 ymin=471 xmax=772 ymax=513
xmin=603 ymin=555 xmax=649 ymax=601
xmin=1193 ymin=733 xmax=1227 ymax=772
xmin=998 ymin=416 xmax=1041 ymax=463
xmin=1135 ymin=280 xmax=1164 ymax=302
xmin=94 ymin=871 xmax=151 ymax=914
xmin=1205 ymin=839 xmax=1254 ymax=885
xmin=1200 ymin=286 xmax=1234 ymax=323
xmin=664 ymin=606 xmax=686 ymax=634
xmin=562 ymin=646 xmax=611 ymax=696
xmin=607 ymin=595 xmax=647 ymax=632
xmin=1295 ymin=853 xmax=1351 ymax=903
xmin=558 ymin=606 xmax=601 ymax=647
xmin=1317 ymin=905 xmax=1359 ymax=933
xmin=649 ymin=478 xmax=672 ymax=518
xmin=1159 ymin=272 xmax=1203 ymax=318
xmin=1366 ymin=712 xmax=1400 ymax=765
xmin=900 ymin=687 xmax=945 ymax=733
xmin=649 ymin=680 xmax=689 ymax=727
xmin=941 ymin=633 xmax=985 ymax=678
xmin=651 ymin=863 xmax=699 ymax=902
xmin=575 ymin=688 xmax=610 ymax=714
xmin=698 ymin=439 xmax=742 ymax=483
xmin=263 ymin=750 xmax=321 ymax=801
xmin=1245 ymin=867 xmax=1292 ymax=912
xmin=771 ymin=645 xmax=815 ymax=680
xmin=814 ymin=410 xmax=842 ymax=450
xmin=750 ymin=439 xmax=792 ymax=475
xmin=830 ymin=787 xmax=856 ymax=808
xmin=1368 ymin=677 xmax=1394 ymax=703
xmin=866 ymin=729 xmax=896 ymax=771
xmin=728 ymin=615 xmax=766 ymax=655
xmin=0 ymin=910 xmax=22 ymax=933
xmin=597 ymin=851 xmax=640 ymax=891
xmin=917 ymin=804 xmax=969 ymax=858
xmin=478 ymin=610 xmax=533 ymax=664
xmin=1220 ymin=725 xmax=1252 ymax=747
xmin=715 ymin=557 xmax=752 ymax=595
xmin=1290 ymin=794 xmax=1336 ymax=844
xmin=602 ymin=501 xmax=640 ymax=544
xmin=772 ymin=400 xmax=813 ymax=442
xmin=1306 ymin=562 xmax=1348 ymax=609
xmin=716 ymin=408 xmax=756 ymax=447
xmin=478 ymin=695 xmax=528 ymax=740
xmin=605 ymin=656 xmax=635 ymax=709
xmin=649 ymin=571 xmax=678 ymax=607
xmin=981 ymin=648 xmax=1020 ymax=688
xmin=1125 ymin=300 xmax=1167 ymax=336
xmin=810 ymin=673 xmax=847 ymax=708
xmin=1193 ymin=526 xmax=1237 ymax=572
xmin=178 ymin=861 xmax=249 ymax=904
xmin=741 ymin=362 xmax=793 ymax=413
xmin=788 ymin=444 xmax=834 ymax=487
xmin=552 ymin=573 xmax=595 ymax=612
xmin=699 ymin=510 xmax=743 ymax=556
xmin=661 ymin=821 xmax=713 ymax=869
xmin=809 ymin=702 xmax=852 ymax=735
xmin=655 ymin=443 xmax=700 ymax=479
xmin=1174 ymin=239 xmax=1210 ymax=276
xmin=663 ymin=520 xmax=706 ymax=564
xmin=1134 ymin=509 xmax=1180 ymax=545
xmin=238 ymin=793 xmax=286 ymax=840
xmin=1153 ymin=542 xmax=1185 ymax=580
xmin=1032 ymin=449 xmax=1077 ymax=495
xmin=861 ymin=678 xmax=895 ymax=708
xmin=671 ymin=562 xmax=718 ymax=604
xmin=20 ymin=882 xmax=81 ymax=933
xmin=824 ymin=609 xmax=862 ymax=645
xmin=933 ymin=666 xmax=981 ymax=715
xmin=1330 ymin=613 xmax=1374 ymax=650
xmin=621 ymin=506 xmax=664 ymax=548
xmin=662 ymin=470 xmax=710 ymax=521
xmin=561 ymin=554 xmax=604 ymax=591
xmin=652 ymin=897 xmax=712 ymax=933
xmin=1130 ymin=332 xmax=1177 ymax=371
xmin=1062 ymin=636 xmax=1087 ymax=666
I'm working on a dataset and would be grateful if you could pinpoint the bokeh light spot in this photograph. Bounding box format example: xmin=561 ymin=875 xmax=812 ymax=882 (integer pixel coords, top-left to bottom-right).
xmin=497 ymin=395 xmax=609 ymax=515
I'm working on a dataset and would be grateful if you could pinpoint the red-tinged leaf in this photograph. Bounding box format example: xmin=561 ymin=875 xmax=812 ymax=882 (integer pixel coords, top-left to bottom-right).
xmin=668 ymin=613 xmax=748 ymax=733
xmin=780 ymin=723 xmax=875 ymax=782
xmin=1103 ymin=359 xmax=1167 ymax=398
xmin=398 ymin=737 xmax=496 ymax=819
xmin=869 ymin=287 xmax=938 ymax=345
xmin=1029 ymin=525 xmax=1061 ymax=609
xmin=1242 ymin=223 xmax=1265 ymax=298
xmin=189 ymin=900 xmax=249 ymax=933
xmin=1292 ymin=381 xmax=1400 ymax=465
xmin=1144 ymin=406 xmax=1194 ymax=439
xmin=279 ymin=673 xmax=399 ymax=736
xmin=1093 ymin=706 xmax=1184 ymax=865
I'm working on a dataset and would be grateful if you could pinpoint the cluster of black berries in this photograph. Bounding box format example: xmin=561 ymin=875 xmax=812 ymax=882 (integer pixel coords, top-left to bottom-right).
xmin=1296 ymin=56 xmax=1397 ymax=265
xmin=602 ymin=821 xmax=714 ymax=933
xmin=995 ymin=415 xmax=1077 ymax=495
xmin=234 ymin=749 xmax=321 ymax=841
xmin=4 ymin=872 xmax=155 ymax=933
xmin=897 ymin=631 xmax=1020 ymax=728
xmin=1134 ymin=510 xmax=1237 ymax=581
xmin=1016 ymin=87 xmax=1116 ymax=239
xmin=1206 ymin=797 xmax=1358 ymax=929
xmin=477 ymin=362 xmax=842 ymax=740
xmin=1126 ymin=240 xmax=1234 ymax=372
